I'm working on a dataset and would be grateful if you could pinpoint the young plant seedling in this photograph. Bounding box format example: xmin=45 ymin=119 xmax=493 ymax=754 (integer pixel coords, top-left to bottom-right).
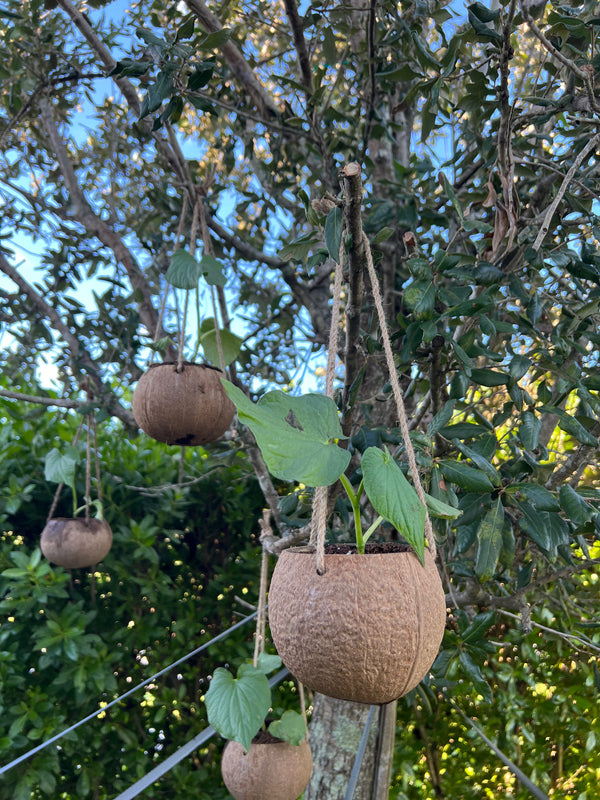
xmin=41 ymin=445 xmax=112 ymax=569
xmin=204 ymin=651 xmax=307 ymax=752
xmin=222 ymin=382 xmax=460 ymax=563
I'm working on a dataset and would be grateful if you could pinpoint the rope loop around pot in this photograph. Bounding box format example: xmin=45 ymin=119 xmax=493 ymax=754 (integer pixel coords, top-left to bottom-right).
xmin=362 ymin=232 xmax=436 ymax=559
xmin=312 ymin=235 xmax=345 ymax=576
xmin=46 ymin=417 xmax=85 ymax=523
xmin=311 ymin=190 xmax=436 ymax=573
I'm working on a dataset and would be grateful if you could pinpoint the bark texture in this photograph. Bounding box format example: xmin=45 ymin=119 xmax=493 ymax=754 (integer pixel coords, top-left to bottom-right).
xmin=304 ymin=694 xmax=378 ymax=800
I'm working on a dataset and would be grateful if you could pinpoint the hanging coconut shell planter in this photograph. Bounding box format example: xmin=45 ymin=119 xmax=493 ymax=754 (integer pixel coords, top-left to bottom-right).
xmin=203 ymin=522 xmax=313 ymax=800
xmin=132 ymin=199 xmax=240 ymax=446
xmin=221 ymin=732 xmax=312 ymax=800
xmin=132 ymin=361 xmax=234 ymax=446
xmin=268 ymin=543 xmax=446 ymax=705
xmin=222 ymin=169 xmax=450 ymax=705
xmin=41 ymin=411 xmax=112 ymax=569
xmin=41 ymin=517 xmax=112 ymax=569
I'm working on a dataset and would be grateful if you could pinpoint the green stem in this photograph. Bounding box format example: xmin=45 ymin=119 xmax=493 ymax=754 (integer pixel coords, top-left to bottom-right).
xmin=71 ymin=481 xmax=77 ymax=517
xmin=339 ymin=474 xmax=365 ymax=554
xmin=363 ymin=515 xmax=384 ymax=546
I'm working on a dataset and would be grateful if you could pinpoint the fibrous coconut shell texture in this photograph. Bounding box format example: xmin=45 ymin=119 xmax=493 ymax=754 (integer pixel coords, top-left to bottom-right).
xmin=268 ymin=547 xmax=446 ymax=705
xmin=221 ymin=738 xmax=312 ymax=800
xmin=40 ymin=517 xmax=113 ymax=569
xmin=132 ymin=362 xmax=235 ymax=446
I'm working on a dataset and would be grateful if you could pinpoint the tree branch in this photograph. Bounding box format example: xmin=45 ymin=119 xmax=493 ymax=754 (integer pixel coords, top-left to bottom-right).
xmin=38 ymin=96 xmax=170 ymax=352
xmin=341 ymin=162 xmax=366 ymax=437
xmin=532 ymin=131 xmax=600 ymax=251
xmin=521 ymin=3 xmax=599 ymax=113
xmin=497 ymin=609 xmax=600 ymax=654
xmin=56 ymin=0 xmax=141 ymax=114
xmin=282 ymin=0 xmax=313 ymax=93
xmin=206 ymin=212 xmax=330 ymax=341
xmin=545 ymin=424 xmax=600 ymax=490
xmin=0 ymin=252 xmax=136 ymax=428
xmin=56 ymin=0 xmax=195 ymax=197
xmin=185 ymin=0 xmax=281 ymax=117
xmin=0 ymin=388 xmax=82 ymax=409
xmin=448 ymin=557 xmax=600 ymax=613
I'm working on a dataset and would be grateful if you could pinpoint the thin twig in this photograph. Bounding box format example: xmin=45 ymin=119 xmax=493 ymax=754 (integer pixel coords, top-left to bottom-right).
xmin=532 ymin=132 xmax=600 ymax=251
xmin=497 ymin=609 xmax=600 ymax=654
xmin=0 ymin=388 xmax=82 ymax=409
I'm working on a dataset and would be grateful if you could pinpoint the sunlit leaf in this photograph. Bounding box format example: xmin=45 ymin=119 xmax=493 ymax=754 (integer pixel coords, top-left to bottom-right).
xmin=222 ymin=381 xmax=350 ymax=486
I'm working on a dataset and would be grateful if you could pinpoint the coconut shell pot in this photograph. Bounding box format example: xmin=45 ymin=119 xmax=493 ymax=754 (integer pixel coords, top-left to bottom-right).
xmin=132 ymin=362 xmax=235 ymax=446
xmin=268 ymin=544 xmax=447 ymax=705
xmin=40 ymin=517 xmax=113 ymax=569
xmin=221 ymin=732 xmax=312 ymax=800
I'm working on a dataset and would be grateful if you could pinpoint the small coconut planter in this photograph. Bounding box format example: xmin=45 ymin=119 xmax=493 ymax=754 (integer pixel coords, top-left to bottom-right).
xmin=40 ymin=517 xmax=113 ymax=569
xmin=221 ymin=731 xmax=312 ymax=800
xmin=132 ymin=362 xmax=235 ymax=446
xmin=268 ymin=543 xmax=447 ymax=705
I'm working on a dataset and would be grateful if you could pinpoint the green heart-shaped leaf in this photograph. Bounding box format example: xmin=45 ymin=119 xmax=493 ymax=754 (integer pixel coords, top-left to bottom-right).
xmin=204 ymin=664 xmax=270 ymax=752
xmin=166 ymin=249 xmax=202 ymax=289
xmin=269 ymin=710 xmax=307 ymax=746
xmin=222 ymin=381 xmax=351 ymax=486
xmin=362 ymin=447 xmax=426 ymax=564
xmin=199 ymin=322 xmax=242 ymax=366
xmin=199 ymin=254 xmax=226 ymax=286
xmin=44 ymin=446 xmax=79 ymax=485
xmin=255 ymin=652 xmax=282 ymax=674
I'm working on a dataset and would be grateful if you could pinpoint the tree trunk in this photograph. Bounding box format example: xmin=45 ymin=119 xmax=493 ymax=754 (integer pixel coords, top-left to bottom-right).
xmin=305 ymin=695 xmax=397 ymax=800
xmin=305 ymin=694 xmax=378 ymax=800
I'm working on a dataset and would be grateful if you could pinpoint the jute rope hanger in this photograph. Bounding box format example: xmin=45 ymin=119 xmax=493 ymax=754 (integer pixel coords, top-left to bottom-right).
xmin=256 ymin=511 xmax=309 ymax=733
xmin=312 ymin=215 xmax=436 ymax=575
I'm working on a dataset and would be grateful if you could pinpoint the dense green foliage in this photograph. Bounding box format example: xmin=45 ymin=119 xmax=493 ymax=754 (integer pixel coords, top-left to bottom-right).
xmin=1 ymin=0 xmax=599 ymax=797
xmin=0 ymin=392 xmax=272 ymax=799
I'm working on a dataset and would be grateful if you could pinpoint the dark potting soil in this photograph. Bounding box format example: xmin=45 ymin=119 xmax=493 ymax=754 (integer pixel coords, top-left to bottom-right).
xmin=323 ymin=542 xmax=412 ymax=555
xmin=144 ymin=360 xmax=222 ymax=372
xmin=252 ymin=728 xmax=285 ymax=745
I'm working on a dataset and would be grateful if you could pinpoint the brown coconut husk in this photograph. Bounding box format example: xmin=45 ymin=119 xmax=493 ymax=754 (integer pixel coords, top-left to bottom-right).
xmin=40 ymin=517 xmax=113 ymax=569
xmin=131 ymin=362 xmax=235 ymax=446
xmin=267 ymin=544 xmax=447 ymax=705
xmin=221 ymin=734 xmax=312 ymax=800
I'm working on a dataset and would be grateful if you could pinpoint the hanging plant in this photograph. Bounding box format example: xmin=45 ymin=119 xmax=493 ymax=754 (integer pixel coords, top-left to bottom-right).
xmin=223 ymin=382 xmax=453 ymax=704
xmin=220 ymin=732 xmax=312 ymax=800
xmin=221 ymin=190 xmax=458 ymax=705
xmin=132 ymin=199 xmax=240 ymax=446
xmin=204 ymin=534 xmax=312 ymax=799
xmin=40 ymin=417 xmax=112 ymax=569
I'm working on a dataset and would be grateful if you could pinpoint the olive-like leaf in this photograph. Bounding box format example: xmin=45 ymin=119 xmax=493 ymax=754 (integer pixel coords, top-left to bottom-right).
xmin=324 ymin=205 xmax=343 ymax=261
xmin=475 ymin=497 xmax=504 ymax=581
